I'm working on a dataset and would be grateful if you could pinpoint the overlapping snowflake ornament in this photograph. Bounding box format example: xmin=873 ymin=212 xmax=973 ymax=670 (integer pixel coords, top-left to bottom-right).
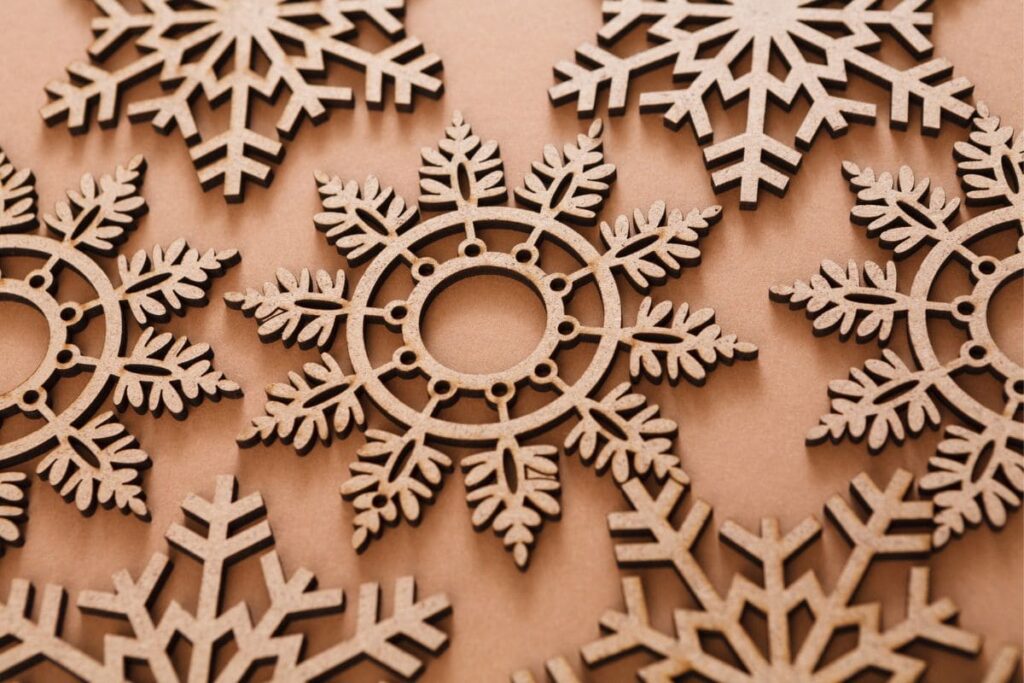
xmin=42 ymin=0 xmax=443 ymax=201
xmin=550 ymin=0 xmax=974 ymax=209
xmin=229 ymin=112 xmax=756 ymax=568
xmin=513 ymin=470 xmax=1021 ymax=682
xmin=0 ymin=149 xmax=237 ymax=552
xmin=0 ymin=474 xmax=451 ymax=681
xmin=773 ymin=105 xmax=1024 ymax=548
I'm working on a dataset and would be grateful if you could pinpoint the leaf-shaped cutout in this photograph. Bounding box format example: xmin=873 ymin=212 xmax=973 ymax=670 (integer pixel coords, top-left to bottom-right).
xmin=921 ymin=422 xmax=1024 ymax=548
xmin=599 ymin=202 xmax=720 ymax=292
xmin=0 ymin=149 xmax=36 ymax=232
xmin=118 ymin=238 xmax=237 ymax=324
xmin=113 ymin=328 xmax=240 ymax=418
xmin=626 ymin=298 xmax=757 ymax=385
xmin=807 ymin=349 xmax=942 ymax=453
xmin=239 ymin=353 xmax=365 ymax=453
xmin=462 ymin=438 xmax=560 ymax=569
xmin=954 ymin=103 xmax=1024 ymax=207
xmin=225 ymin=267 xmax=349 ymax=349
xmin=419 ymin=111 xmax=506 ymax=211
xmin=341 ymin=430 xmax=452 ymax=552
xmin=314 ymin=173 xmax=417 ymax=265
xmin=565 ymin=383 xmax=686 ymax=486
xmin=43 ymin=155 xmax=147 ymax=255
xmin=514 ymin=119 xmax=615 ymax=225
xmin=770 ymin=259 xmax=905 ymax=343
xmin=35 ymin=412 xmax=149 ymax=518
xmin=0 ymin=472 xmax=29 ymax=553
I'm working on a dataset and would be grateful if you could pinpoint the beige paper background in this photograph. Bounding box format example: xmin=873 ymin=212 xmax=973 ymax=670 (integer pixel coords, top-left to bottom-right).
xmin=0 ymin=0 xmax=1021 ymax=680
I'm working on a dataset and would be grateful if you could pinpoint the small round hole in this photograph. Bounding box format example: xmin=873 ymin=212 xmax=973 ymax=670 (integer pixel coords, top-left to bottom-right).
xmin=968 ymin=344 xmax=987 ymax=360
xmin=371 ymin=494 xmax=388 ymax=508
xmin=433 ymin=380 xmax=451 ymax=395
xmin=400 ymin=350 xmax=417 ymax=365
xmin=417 ymin=262 xmax=435 ymax=277
xmin=956 ymin=300 xmax=975 ymax=316
xmin=534 ymin=363 xmax=551 ymax=378
xmin=978 ymin=260 xmax=997 ymax=275
xmin=59 ymin=306 xmax=76 ymax=322
xmin=56 ymin=349 xmax=73 ymax=364
xmin=557 ymin=321 xmax=574 ymax=335
xmin=1014 ymin=380 xmax=1024 ymax=395
xmin=21 ymin=389 xmax=40 ymax=405
xmin=549 ymin=277 xmax=567 ymax=292
xmin=491 ymin=382 xmax=508 ymax=397
xmin=464 ymin=243 xmax=481 ymax=257
xmin=515 ymin=249 xmax=531 ymax=263
xmin=28 ymin=274 xmax=46 ymax=289
xmin=392 ymin=305 xmax=407 ymax=320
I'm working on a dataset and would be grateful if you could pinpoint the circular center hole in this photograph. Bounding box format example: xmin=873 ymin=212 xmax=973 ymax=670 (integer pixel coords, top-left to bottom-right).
xmin=421 ymin=274 xmax=547 ymax=374
xmin=0 ymin=302 xmax=50 ymax=395
xmin=988 ymin=272 xmax=1023 ymax=368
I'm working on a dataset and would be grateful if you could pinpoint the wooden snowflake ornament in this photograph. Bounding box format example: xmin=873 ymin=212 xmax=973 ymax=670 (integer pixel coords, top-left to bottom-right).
xmin=228 ymin=113 xmax=757 ymax=568
xmin=42 ymin=0 xmax=444 ymax=202
xmin=0 ymin=150 xmax=238 ymax=552
xmin=513 ymin=470 xmax=1022 ymax=682
xmin=772 ymin=105 xmax=1024 ymax=548
xmin=550 ymin=0 xmax=974 ymax=209
xmin=0 ymin=475 xmax=452 ymax=681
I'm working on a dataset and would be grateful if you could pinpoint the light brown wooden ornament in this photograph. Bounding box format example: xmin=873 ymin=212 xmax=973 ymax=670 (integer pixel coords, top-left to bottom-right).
xmin=41 ymin=0 xmax=444 ymax=202
xmin=0 ymin=150 xmax=239 ymax=553
xmin=227 ymin=112 xmax=757 ymax=569
xmin=550 ymin=0 xmax=974 ymax=209
xmin=0 ymin=474 xmax=452 ymax=681
xmin=512 ymin=470 xmax=1022 ymax=682
xmin=772 ymin=104 xmax=1024 ymax=548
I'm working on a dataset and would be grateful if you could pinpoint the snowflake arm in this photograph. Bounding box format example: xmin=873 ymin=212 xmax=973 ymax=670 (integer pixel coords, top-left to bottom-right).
xmin=42 ymin=0 xmax=444 ymax=201
xmin=0 ymin=150 xmax=36 ymax=232
xmin=551 ymin=0 xmax=973 ymax=208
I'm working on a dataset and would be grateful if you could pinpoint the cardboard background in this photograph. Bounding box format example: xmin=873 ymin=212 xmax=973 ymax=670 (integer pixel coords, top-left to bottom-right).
xmin=0 ymin=0 xmax=1021 ymax=680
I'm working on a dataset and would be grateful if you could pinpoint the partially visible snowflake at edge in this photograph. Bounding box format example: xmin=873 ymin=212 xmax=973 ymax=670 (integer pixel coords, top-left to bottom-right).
xmin=42 ymin=0 xmax=444 ymax=202
xmin=773 ymin=104 xmax=1024 ymax=548
xmin=550 ymin=0 xmax=974 ymax=209
xmin=227 ymin=112 xmax=757 ymax=568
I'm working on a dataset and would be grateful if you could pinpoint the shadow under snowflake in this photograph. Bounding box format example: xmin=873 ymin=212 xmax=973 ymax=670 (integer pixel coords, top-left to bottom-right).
xmin=0 ymin=149 xmax=238 ymax=552
xmin=228 ymin=112 xmax=757 ymax=568
xmin=0 ymin=474 xmax=451 ymax=681
xmin=512 ymin=469 xmax=1021 ymax=682
xmin=42 ymin=0 xmax=444 ymax=202
xmin=550 ymin=0 xmax=974 ymax=209
xmin=772 ymin=104 xmax=1024 ymax=548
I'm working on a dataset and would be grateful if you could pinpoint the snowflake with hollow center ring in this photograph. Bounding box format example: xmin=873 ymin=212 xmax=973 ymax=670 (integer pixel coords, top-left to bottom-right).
xmin=42 ymin=0 xmax=444 ymax=202
xmin=0 ymin=149 xmax=238 ymax=553
xmin=228 ymin=112 xmax=757 ymax=568
xmin=550 ymin=0 xmax=974 ymax=209
xmin=772 ymin=104 xmax=1024 ymax=549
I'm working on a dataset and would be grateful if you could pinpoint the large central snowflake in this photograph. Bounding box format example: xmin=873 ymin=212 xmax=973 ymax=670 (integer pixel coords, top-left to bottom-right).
xmin=228 ymin=113 xmax=756 ymax=568
xmin=42 ymin=0 xmax=443 ymax=202
xmin=772 ymin=105 xmax=1023 ymax=548
xmin=550 ymin=0 xmax=974 ymax=209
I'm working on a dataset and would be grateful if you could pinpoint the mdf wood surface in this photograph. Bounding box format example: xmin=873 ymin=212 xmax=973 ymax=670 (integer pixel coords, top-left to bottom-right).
xmin=0 ymin=1 xmax=1021 ymax=681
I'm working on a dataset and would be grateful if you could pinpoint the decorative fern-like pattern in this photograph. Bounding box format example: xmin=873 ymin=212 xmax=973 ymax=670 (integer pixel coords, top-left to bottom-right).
xmin=231 ymin=112 xmax=756 ymax=568
xmin=774 ymin=104 xmax=1024 ymax=547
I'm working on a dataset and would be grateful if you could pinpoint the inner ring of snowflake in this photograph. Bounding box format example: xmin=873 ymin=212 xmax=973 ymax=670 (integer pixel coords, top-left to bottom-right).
xmin=909 ymin=218 xmax=1024 ymax=424
xmin=348 ymin=206 xmax=621 ymax=443
xmin=0 ymin=234 xmax=121 ymax=459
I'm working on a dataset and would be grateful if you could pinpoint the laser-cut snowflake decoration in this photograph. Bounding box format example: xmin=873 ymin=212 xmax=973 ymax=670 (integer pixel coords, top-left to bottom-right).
xmin=228 ymin=112 xmax=756 ymax=568
xmin=772 ymin=105 xmax=1024 ymax=548
xmin=0 ymin=474 xmax=452 ymax=681
xmin=0 ymin=149 xmax=238 ymax=552
xmin=42 ymin=0 xmax=444 ymax=202
xmin=512 ymin=470 xmax=1023 ymax=683
xmin=550 ymin=0 xmax=974 ymax=209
